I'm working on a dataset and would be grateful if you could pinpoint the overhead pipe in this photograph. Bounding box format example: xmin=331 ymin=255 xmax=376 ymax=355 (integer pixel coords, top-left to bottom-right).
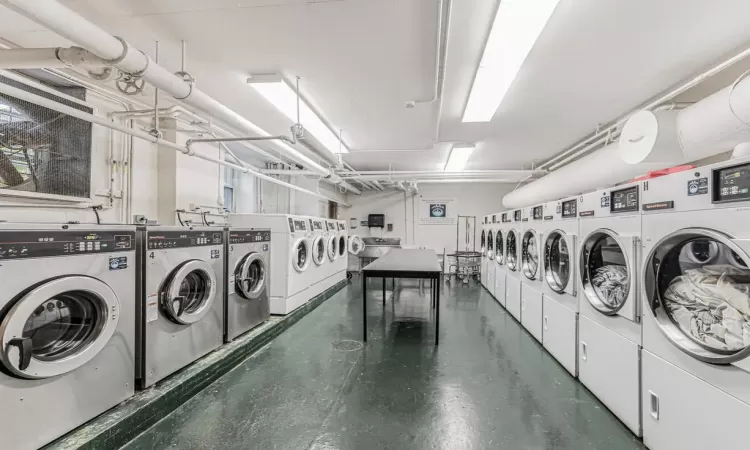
xmin=0 ymin=81 xmax=350 ymax=206
xmin=538 ymin=46 xmax=750 ymax=171
xmin=339 ymin=169 xmax=544 ymax=177
xmin=0 ymin=0 xmax=361 ymax=193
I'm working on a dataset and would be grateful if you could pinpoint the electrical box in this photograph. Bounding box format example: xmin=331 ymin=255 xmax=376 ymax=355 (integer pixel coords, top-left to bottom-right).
xmin=368 ymin=214 xmax=385 ymax=228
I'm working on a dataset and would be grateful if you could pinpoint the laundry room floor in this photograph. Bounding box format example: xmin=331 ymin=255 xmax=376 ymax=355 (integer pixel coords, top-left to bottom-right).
xmin=122 ymin=278 xmax=645 ymax=450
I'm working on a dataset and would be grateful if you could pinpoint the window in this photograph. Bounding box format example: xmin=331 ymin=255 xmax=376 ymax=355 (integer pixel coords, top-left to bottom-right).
xmin=0 ymin=75 xmax=93 ymax=198
xmin=223 ymin=166 xmax=236 ymax=212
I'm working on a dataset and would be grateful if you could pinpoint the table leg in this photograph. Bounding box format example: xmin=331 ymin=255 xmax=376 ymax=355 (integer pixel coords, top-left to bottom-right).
xmin=382 ymin=277 xmax=386 ymax=308
xmin=362 ymin=275 xmax=367 ymax=342
xmin=435 ymin=274 xmax=440 ymax=345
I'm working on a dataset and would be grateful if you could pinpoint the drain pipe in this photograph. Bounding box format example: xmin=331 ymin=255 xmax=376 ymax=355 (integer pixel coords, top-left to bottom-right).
xmin=0 ymin=0 xmax=358 ymax=192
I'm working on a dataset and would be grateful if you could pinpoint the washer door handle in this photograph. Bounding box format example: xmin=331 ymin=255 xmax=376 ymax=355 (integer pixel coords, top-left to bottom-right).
xmin=7 ymin=337 xmax=32 ymax=371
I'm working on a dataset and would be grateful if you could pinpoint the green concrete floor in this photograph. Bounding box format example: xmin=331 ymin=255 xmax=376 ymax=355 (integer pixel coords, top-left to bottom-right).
xmin=123 ymin=278 xmax=645 ymax=450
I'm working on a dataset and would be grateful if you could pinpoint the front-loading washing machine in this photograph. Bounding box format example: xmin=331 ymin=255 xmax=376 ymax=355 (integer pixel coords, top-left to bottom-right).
xmin=486 ymin=217 xmax=497 ymax=299
xmin=505 ymin=208 xmax=525 ymax=321
xmin=541 ymin=196 xmax=579 ymax=376
xmin=334 ymin=220 xmax=348 ymax=283
xmin=225 ymin=228 xmax=271 ymax=342
xmin=577 ymin=180 xmax=643 ymax=436
xmin=493 ymin=213 xmax=507 ymax=307
xmin=324 ymin=219 xmax=339 ymax=287
xmin=136 ymin=226 xmax=224 ymax=388
xmin=480 ymin=216 xmax=488 ymax=289
xmin=520 ymin=204 xmax=547 ymax=342
xmin=0 ymin=224 xmax=136 ymax=450
xmin=228 ymin=214 xmax=313 ymax=314
xmin=640 ymin=157 xmax=750 ymax=450
xmin=306 ymin=217 xmax=328 ymax=298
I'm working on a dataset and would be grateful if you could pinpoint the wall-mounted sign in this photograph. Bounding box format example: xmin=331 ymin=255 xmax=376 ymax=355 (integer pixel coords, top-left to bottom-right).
xmin=419 ymin=198 xmax=457 ymax=225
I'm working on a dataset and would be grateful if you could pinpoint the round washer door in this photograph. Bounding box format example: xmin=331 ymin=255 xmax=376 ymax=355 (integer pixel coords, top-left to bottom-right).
xmin=522 ymin=230 xmax=540 ymax=280
xmin=487 ymin=230 xmax=494 ymax=260
xmin=545 ymin=230 xmax=573 ymax=294
xmin=579 ymin=229 xmax=633 ymax=316
xmin=481 ymin=230 xmax=486 ymax=254
xmin=0 ymin=276 xmax=120 ymax=380
xmin=161 ymin=259 xmax=218 ymax=325
xmin=506 ymin=230 xmax=518 ymax=271
xmin=293 ymin=238 xmax=311 ymax=272
xmin=312 ymin=236 xmax=326 ymax=266
xmin=235 ymin=252 xmax=267 ymax=300
xmin=348 ymin=235 xmax=364 ymax=255
xmin=495 ymin=230 xmax=504 ymax=265
xmin=643 ymin=228 xmax=750 ymax=364
xmin=338 ymin=236 xmax=346 ymax=257
xmin=327 ymin=235 xmax=338 ymax=261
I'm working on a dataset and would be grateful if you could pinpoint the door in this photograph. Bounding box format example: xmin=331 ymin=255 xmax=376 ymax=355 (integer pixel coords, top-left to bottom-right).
xmin=580 ymin=228 xmax=639 ymax=322
xmin=544 ymin=230 xmax=577 ymax=296
xmin=522 ymin=229 xmax=541 ymax=281
xmin=480 ymin=229 xmax=486 ymax=255
xmin=160 ymin=259 xmax=218 ymax=325
xmin=337 ymin=235 xmax=346 ymax=258
xmin=487 ymin=230 xmax=494 ymax=260
xmin=506 ymin=229 xmax=519 ymax=272
xmin=312 ymin=237 xmax=326 ymax=266
xmin=495 ymin=230 xmax=504 ymax=265
xmin=0 ymin=276 xmax=120 ymax=379
xmin=542 ymin=295 xmax=578 ymax=376
xmin=327 ymin=235 xmax=338 ymax=261
xmin=506 ymin=276 xmax=521 ymax=321
xmin=348 ymin=235 xmax=363 ymax=255
xmin=292 ymin=238 xmax=311 ymax=272
xmin=642 ymin=228 xmax=750 ymax=364
xmin=235 ymin=252 xmax=267 ymax=300
xmin=521 ymin=285 xmax=543 ymax=342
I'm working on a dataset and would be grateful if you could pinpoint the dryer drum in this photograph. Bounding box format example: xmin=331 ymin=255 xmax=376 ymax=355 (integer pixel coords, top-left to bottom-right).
xmin=495 ymin=231 xmax=504 ymax=264
xmin=160 ymin=259 xmax=217 ymax=325
xmin=506 ymin=230 xmax=518 ymax=271
xmin=338 ymin=236 xmax=346 ymax=257
xmin=235 ymin=253 xmax=266 ymax=299
xmin=580 ymin=230 xmax=630 ymax=314
xmin=545 ymin=231 xmax=570 ymax=293
xmin=644 ymin=229 xmax=750 ymax=363
xmin=312 ymin=237 xmax=326 ymax=265
xmin=327 ymin=236 xmax=338 ymax=261
xmin=522 ymin=230 xmax=539 ymax=280
xmin=487 ymin=230 xmax=494 ymax=260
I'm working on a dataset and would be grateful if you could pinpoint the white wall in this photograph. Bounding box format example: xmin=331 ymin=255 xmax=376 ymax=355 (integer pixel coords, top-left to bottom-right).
xmin=342 ymin=183 xmax=515 ymax=254
xmin=259 ymin=174 xmax=345 ymax=217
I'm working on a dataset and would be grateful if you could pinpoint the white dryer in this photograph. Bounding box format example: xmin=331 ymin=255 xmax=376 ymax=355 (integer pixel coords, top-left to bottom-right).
xmin=541 ymin=196 xmax=579 ymax=376
xmin=492 ymin=212 xmax=507 ymax=307
xmin=577 ymin=181 xmax=643 ymax=436
xmin=0 ymin=224 xmax=136 ymax=450
xmin=640 ymin=157 xmax=750 ymax=450
xmin=228 ymin=214 xmax=313 ymax=315
xmin=505 ymin=209 xmax=525 ymax=321
xmin=306 ymin=217 xmax=328 ymax=298
xmin=332 ymin=220 xmax=348 ymax=284
xmin=520 ymin=204 xmax=547 ymax=342
xmin=480 ymin=216 xmax=489 ymax=289
xmin=486 ymin=217 xmax=497 ymax=299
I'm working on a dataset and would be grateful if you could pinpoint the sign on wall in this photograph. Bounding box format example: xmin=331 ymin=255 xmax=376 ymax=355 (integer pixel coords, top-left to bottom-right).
xmin=419 ymin=198 xmax=457 ymax=225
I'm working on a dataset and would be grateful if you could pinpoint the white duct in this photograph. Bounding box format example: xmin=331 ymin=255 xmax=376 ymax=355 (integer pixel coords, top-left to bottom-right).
xmin=504 ymin=66 xmax=750 ymax=209
xmin=0 ymin=0 xmax=361 ymax=194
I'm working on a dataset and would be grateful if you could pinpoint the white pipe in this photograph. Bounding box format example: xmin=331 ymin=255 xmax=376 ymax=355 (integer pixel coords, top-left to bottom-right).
xmin=538 ymin=46 xmax=750 ymax=170
xmin=339 ymin=169 xmax=543 ymax=177
xmin=0 ymin=0 xmax=362 ymax=194
xmin=0 ymin=81 xmax=349 ymax=206
xmin=732 ymin=143 xmax=750 ymax=159
xmin=371 ymin=180 xmax=385 ymax=191
xmin=417 ymin=179 xmax=518 ymax=184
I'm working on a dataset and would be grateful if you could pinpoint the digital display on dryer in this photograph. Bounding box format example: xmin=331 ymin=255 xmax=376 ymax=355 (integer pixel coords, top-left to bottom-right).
xmin=501 ymin=213 xmax=510 ymax=223
xmin=514 ymin=210 xmax=521 ymax=221
xmin=313 ymin=221 xmax=324 ymax=230
xmin=532 ymin=206 xmax=543 ymax=220
xmin=561 ymin=199 xmax=577 ymax=218
xmin=714 ymin=162 xmax=750 ymax=203
xmin=610 ymin=185 xmax=639 ymax=213
xmin=293 ymin=220 xmax=307 ymax=231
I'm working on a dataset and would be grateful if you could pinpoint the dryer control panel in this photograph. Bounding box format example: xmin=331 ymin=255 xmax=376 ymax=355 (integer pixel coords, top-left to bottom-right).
xmin=147 ymin=230 xmax=223 ymax=249
xmin=229 ymin=230 xmax=271 ymax=244
xmin=0 ymin=230 xmax=134 ymax=260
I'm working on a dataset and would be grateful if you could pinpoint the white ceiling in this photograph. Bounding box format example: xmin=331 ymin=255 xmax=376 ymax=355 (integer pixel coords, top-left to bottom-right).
xmin=2 ymin=0 xmax=750 ymax=172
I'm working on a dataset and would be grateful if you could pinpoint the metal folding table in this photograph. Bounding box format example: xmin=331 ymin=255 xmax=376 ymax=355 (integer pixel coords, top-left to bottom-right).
xmin=361 ymin=248 xmax=442 ymax=344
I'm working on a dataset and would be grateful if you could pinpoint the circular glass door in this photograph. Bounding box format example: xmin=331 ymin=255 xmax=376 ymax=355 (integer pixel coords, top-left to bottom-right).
xmin=312 ymin=237 xmax=326 ymax=266
xmin=580 ymin=229 xmax=630 ymax=314
xmin=481 ymin=230 xmax=486 ymax=254
xmin=545 ymin=230 xmax=571 ymax=293
xmin=161 ymin=259 xmax=217 ymax=325
xmin=349 ymin=236 xmax=363 ymax=255
xmin=338 ymin=236 xmax=346 ymax=257
xmin=0 ymin=276 xmax=119 ymax=379
xmin=506 ymin=230 xmax=518 ymax=271
xmin=235 ymin=252 xmax=266 ymax=300
xmin=487 ymin=230 xmax=494 ymax=259
xmin=522 ymin=230 xmax=540 ymax=280
xmin=644 ymin=228 xmax=750 ymax=363
xmin=495 ymin=230 xmax=504 ymax=264
xmin=327 ymin=235 xmax=338 ymax=261
xmin=293 ymin=239 xmax=311 ymax=272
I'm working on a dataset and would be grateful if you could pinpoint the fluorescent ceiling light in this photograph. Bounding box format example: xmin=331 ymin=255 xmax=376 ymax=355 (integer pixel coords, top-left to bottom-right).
xmin=248 ymin=75 xmax=348 ymax=154
xmin=444 ymin=144 xmax=475 ymax=172
xmin=462 ymin=0 xmax=560 ymax=122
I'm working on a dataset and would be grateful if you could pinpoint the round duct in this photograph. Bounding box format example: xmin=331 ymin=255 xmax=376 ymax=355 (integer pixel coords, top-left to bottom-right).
xmin=617 ymin=110 xmax=682 ymax=165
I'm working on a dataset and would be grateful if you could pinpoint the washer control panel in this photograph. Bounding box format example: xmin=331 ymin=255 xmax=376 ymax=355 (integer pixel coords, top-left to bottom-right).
xmin=147 ymin=230 xmax=223 ymax=250
xmin=0 ymin=230 xmax=134 ymax=260
xmin=229 ymin=230 xmax=271 ymax=244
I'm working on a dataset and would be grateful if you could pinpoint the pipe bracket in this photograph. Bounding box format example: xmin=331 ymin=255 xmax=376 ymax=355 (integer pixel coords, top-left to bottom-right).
xmin=173 ymin=70 xmax=195 ymax=100
xmin=104 ymin=36 xmax=132 ymax=65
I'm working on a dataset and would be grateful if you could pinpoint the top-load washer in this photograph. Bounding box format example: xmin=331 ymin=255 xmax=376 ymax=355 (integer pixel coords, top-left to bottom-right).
xmin=520 ymin=204 xmax=547 ymax=342
xmin=577 ymin=181 xmax=643 ymax=436
xmin=136 ymin=226 xmax=225 ymax=388
xmin=505 ymin=208 xmax=525 ymax=321
xmin=486 ymin=216 xmax=497 ymax=299
xmin=0 ymin=224 xmax=136 ymax=450
xmin=541 ymin=196 xmax=579 ymax=376
xmin=228 ymin=214 xmax=313 ymax=315
xmin=225 ymin=228 xmax=271 ymax=342
xmin=306 ymin=217 xmax=328 ymax=298
xmin=493 ymin=213 xmax=507 ymax=307
xmin=480 ymin=216 xmax=489 ymax=289
xmin=639 ymin=157 xmax=750 ymax=450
